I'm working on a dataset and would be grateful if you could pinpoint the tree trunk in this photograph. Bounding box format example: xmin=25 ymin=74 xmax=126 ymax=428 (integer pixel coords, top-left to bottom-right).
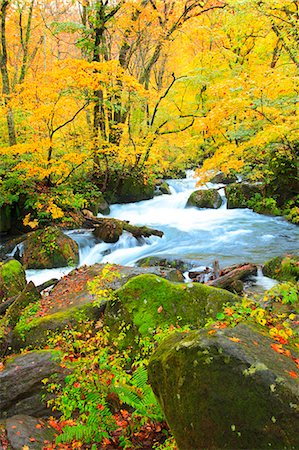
xmin=0 ymin=0 xmax=17 ymax=146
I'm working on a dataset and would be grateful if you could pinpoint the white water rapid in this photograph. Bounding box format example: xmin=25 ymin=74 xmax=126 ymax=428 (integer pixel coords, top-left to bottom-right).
xmin=26 ymin=171 xmax=299 ymax=289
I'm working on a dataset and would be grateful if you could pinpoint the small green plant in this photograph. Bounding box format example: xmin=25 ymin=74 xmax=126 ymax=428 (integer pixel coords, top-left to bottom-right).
xmin=248 ymin=193 xmax=281 ymax=216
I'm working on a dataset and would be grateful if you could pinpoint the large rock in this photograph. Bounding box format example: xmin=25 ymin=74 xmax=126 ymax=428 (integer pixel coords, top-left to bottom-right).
xmin=262 ymin=254 xmax=299 ymax=282
xmin=148 ymin=323 xmax=299 ymax=450
xmin=22 ymin=227 xmax=79 ymax=269
xmin=108 ymin=274 xmax=238 ymax=336
xmin=210 ymin=171 xmax=238 ymax=184
xmin=0 ymin=350 xmax=66 ymax=418
xmin=225 ymin=182 xmax=263 ymax=209
xmin=93 ymin=218 xmax=124 ymax=243
xmin=0 ymin=259 xmax=26 ymax=303
xmin=186 ymin=189 xmax=222 ymax=209
xmin=11 ymin=302 xmax=104 ymax=351
xmin=6 ymin=415 xmax=56 ymax=450
xmin=4 ymin=281 xmax=41 ymax=328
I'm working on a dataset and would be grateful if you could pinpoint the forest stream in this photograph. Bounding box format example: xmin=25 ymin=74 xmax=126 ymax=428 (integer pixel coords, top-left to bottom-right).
xmin=25 ymin=172 xmax=299 ymax=290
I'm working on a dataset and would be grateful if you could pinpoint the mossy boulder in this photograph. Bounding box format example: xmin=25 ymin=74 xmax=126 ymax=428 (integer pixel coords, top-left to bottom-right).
xmin=210 ymin=171 xmax=238 ymax=184
xmin=148 ymin=323 xmax=299 ymax=450
xmin=93 ymin=218 xmax=124 ymax=243
xmin=112 ymin=175 xmax=155 ymax=203
xmin=0 ymin=350 xmax=67 ymax=418
xmin=0 ymin=259 xmax=26 ymax=302
xmin=186 ymin=189 xmax=222 ymax=209
xmin=11 ymin=302 xmax=104 ymax=351
xmin=159 ymin=182 xmax=172 ymax=195
xmin=262 ymin=254 xmax=299 ymax=282
xmin=4 ymin=281 xmax=41 ymax=328
xmin=107 ymin=274 xmax=238 ymax=337
xmin=22 ymin=227 xmax=79 ymax=269
xmin=225 ymin=182 xmax=263 ymax=209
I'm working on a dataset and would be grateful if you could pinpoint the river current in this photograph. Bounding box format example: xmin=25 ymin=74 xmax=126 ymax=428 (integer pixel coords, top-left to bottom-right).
xmin=26 ymin=172 xmax=299 ymax=288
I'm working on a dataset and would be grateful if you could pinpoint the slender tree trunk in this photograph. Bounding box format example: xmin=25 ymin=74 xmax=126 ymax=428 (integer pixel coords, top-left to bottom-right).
xmin=0 ymin=0 xmax=17 ymax=146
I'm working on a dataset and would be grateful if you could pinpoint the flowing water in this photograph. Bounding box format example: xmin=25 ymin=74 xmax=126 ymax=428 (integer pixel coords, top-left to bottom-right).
xmin=26 ymin=171 xmax=299 ymax=289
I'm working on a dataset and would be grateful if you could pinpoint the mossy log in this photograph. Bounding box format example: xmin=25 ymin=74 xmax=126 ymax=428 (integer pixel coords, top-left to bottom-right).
xmin=83 ymin=212 xmax=163 ymax=243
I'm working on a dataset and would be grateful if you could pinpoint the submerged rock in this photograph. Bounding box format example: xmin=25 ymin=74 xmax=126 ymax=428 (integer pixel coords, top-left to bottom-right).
xmin=148 ymin=323 xmax=299 ymax=450
xmin=186 ymin=189 xmax=222 ymax=209
xmin=22 ymin=227 xmax=79 ymax=269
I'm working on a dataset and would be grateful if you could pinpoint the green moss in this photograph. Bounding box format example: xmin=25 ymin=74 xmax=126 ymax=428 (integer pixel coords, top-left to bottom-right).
xmin=148 ymin=324 xmax=299 ymax=449
xmin=22 ymin=227 xmax=79 ymax=269
xmin=225 ymin=183 xmax=263 ymax=209
xmin=0 ymin=259 xmax=26 ymax=302
xmin=12 ymin=302 xmax=104 ymax=351
xmin=112 ymin=274 xmax=238 ymax=336
xmin=186 ymin=189 xmax=222 ymax=209
xmin=263 ymin=255 xmax=299 ymax=282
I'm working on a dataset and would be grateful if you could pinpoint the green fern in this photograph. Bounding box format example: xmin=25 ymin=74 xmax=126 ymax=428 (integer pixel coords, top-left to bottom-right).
xmin=114 ymin=366 xmax=164 ymax=422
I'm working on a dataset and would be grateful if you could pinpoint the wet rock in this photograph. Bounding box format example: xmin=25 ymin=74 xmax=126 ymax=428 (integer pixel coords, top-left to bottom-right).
xmin=0 ymin=350 xmax=67 ymax=418
xmin=186 ymin=189 xmax=222 ymax=209
xmin=93 ymin=218 xmax=124 ymax=243
xmin=6 ymin=415 xmax=56 ymax=450
xmin=159 ymin=182 xmax=172 ymax=195
xmin=148 ymin=323 xmax=299 ymax=450
xmin=22 ymin=227 xmax=79 ymax=269
xmin=0 ymin=259 xmax=26 ymax=303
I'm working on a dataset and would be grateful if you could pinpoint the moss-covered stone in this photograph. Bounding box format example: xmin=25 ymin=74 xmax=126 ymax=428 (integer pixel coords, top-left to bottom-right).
xmin=148 ymin=323 xmax=299 ymax=450
xmin=186 ymin=189 xmax=222 ymax=209
xmin=11 ymin=302 xmax=104 ymax=351
xmin=0 ymin=259 xmax=26 ymax=302
xmin=108 ymin=274 xmax=238 ymax=337
xmin=225 ymin=182 xmax=263 ymax=209
xmin=159 ymin=182 xmax=172 ymax=195
xmin=4 ymin=281 xmax=41 ymax=328
xmin=263 ymin=254 xmax=299 ymax=282
xmin=22 ymin=227 xmax=79 ymax=269
xmin=93 ymin=218 xmax=124 ymax=243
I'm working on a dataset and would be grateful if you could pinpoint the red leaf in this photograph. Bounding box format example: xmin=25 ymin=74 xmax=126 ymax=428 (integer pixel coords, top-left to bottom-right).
xmin=271 ymin=343 xmax=284 ymax=354
xmin=288 ymin=371 xmax=298 ymax=379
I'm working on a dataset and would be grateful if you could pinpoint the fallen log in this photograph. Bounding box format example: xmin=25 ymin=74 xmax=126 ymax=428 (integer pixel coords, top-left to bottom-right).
xmin=82 ymin=211 xmax=163 ymax=243
xmin=207 ymin=263 xmax=258 ymax=291
xmin=37 ymin=278 xmax=59 ymax=293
